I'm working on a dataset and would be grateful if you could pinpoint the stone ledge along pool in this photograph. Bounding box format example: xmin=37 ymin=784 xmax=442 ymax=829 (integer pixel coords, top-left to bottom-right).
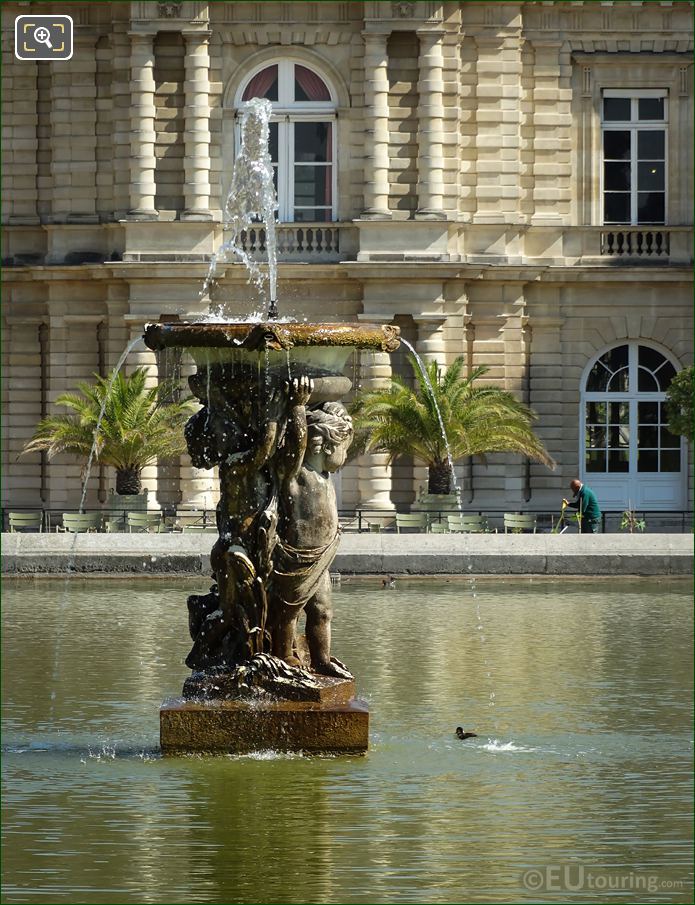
xmin=2 ymin=532 xmax=692 ymax=576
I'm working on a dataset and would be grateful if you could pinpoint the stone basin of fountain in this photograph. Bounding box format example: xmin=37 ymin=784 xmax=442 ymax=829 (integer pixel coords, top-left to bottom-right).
xmin=144 ymin=320 xmax=400 ymax=354
xmin=143 ymin=319 xmax=400 ymax=754
xmin=144 ymin=320 xmax=400 ymax=402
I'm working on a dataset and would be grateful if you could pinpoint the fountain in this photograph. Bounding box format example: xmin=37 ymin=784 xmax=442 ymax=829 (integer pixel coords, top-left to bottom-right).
xmin=143 ymin=99 xmax=400 ymax=754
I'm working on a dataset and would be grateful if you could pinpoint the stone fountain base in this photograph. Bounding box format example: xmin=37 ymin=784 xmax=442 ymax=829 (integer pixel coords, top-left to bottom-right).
xmin=160 ymin=676 xmax=368 ymax=755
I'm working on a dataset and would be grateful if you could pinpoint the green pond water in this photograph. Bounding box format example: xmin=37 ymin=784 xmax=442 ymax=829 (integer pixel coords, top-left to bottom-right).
xmin=2 ymin=575 xmax=693 ymax=904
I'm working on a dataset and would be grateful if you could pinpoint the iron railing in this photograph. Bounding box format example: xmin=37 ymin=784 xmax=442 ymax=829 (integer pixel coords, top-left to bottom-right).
xmin=336 ymin=508 xmax=694 ymax=535
xmin=3 ymin=507 xmax=692 ymax=534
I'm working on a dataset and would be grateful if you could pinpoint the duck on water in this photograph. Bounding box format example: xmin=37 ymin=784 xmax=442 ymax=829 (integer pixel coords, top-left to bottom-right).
xmin=456 ymin=727 xmax=478 ymax=740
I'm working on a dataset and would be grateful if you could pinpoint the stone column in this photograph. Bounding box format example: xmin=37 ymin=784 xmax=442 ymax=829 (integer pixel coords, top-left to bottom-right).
xmin=357 ymin=345 xmax=394 ymax=510
xmin=361 ymin=32 xmax=391 ymax=219
xmin=416 ymin=30 xmax=446 ymax=219
xmin=181 ymin=31 xmax=212 ymax=220
xmin=128 ymin=32 xmax=158 ymax=219
xmin=112 ymin=23 xmax=132 ymax=218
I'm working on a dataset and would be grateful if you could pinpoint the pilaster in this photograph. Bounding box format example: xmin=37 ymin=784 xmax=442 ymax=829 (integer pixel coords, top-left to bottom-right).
xmin=414 ymin=315 xmax=447 ymax=369
xmin=50 ymin=35 xmax=99 ymax=223
xmin=5 ymin=55 xmax=40 ymax=225
xmin=95 ymin=35 xmax=114 ymax=221
xmin=463 ymin=311 xmax=475 ymax=502
xmin=105 ymin=290 xmax=130 ymax=372
xmin=519 ymin=39 xmax=535 ymax=221
xmin=155 ymin=343 xmax=184 ymax=509
xmin=45 ymin=299 xmax=70 ymax=509
xmin=2 ymin=317 xmax=44 ymax=506
xmin=526 ymin=311 xmax=564 ymax=499
xmin=356 ymin=314 xmax=394 ymax=510
xmin=413 ymin=314 xmax=448 ymax=497
xmin=457 ymin=35 xmax=478 ymax=221
xmin=499 ymin=284 xmax=528 ymax=500
xmin=530 ymin=40 xmax=572 ymax=224
xmin=472 ymin=32 xmax=522 ymax=223
xmin=179 ymin=348 xmax=219 ymax=511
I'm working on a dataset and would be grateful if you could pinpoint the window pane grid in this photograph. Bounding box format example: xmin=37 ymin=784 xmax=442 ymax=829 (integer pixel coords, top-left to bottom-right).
xmin=602 ymin=93 xmax=667 ymax=226
xmin=634 ymin=392 xmax=681 ymax=474
xmin=584 ymin=345 xmax=681 ymax=478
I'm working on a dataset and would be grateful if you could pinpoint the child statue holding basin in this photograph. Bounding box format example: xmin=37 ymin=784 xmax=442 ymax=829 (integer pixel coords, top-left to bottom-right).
xmin=270 ymin=375 xmax=354 ymax=680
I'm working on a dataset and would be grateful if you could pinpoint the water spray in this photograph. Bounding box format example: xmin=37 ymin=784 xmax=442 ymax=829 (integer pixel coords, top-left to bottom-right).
xmin=201 ymin=97 xmax=278 ymax=318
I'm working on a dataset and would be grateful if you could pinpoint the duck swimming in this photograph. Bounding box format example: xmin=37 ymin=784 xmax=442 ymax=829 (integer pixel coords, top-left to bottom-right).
xmin=381 ymin=576 xmax=396 ymax=589
xmin=456 ymin=727 xmax=478 ymax=740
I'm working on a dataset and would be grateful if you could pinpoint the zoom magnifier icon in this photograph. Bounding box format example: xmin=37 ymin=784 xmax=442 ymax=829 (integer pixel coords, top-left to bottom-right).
xmin=14 ymin=15 xmax=73 ymax=60
xmin=33 ymin=26 xmax=53 ymax=49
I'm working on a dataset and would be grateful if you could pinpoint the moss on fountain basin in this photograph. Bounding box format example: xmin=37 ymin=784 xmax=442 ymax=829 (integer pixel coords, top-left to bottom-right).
xmin=144 ymin=320 xmax=401 ymax=402
xmin=143 ymin=321 xmax=401 ymax=354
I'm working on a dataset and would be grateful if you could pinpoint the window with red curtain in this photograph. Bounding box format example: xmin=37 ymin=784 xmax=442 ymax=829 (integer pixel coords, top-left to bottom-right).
xmin=294 ymin=65 xmax=331 ymax=102
xmin=242 ymin=65 xmax=278 ymax=102
xmin=238 ymin=61 xmax=335 ymax=222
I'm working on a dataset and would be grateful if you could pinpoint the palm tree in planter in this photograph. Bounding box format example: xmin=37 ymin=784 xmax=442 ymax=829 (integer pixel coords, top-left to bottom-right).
xmin=350 ymin=355 xmax=555 ymax=495
xmin=22 ymin=367 xmax=195 ymax=496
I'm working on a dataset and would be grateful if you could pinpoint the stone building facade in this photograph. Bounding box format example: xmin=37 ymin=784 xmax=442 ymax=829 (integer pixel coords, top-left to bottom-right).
xmin=2 ymin=1 xmax=693 ymax=517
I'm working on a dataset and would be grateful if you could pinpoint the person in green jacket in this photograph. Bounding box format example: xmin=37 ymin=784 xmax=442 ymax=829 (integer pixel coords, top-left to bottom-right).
xmin=563 ymin=479 xmax=602 ymax=533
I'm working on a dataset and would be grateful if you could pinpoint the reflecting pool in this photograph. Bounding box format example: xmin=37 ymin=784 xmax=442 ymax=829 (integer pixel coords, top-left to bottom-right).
xmin=2 ymin=576 xmax=693 ymax=903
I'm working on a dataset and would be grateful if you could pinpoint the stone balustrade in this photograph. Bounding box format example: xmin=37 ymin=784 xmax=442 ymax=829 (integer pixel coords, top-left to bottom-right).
xmin=239 ymin=223 xmax=357 ymax=263
xmin=599 ymin=229 xmax=670 ymax=259
xmin=578 ymin=227 xmax=691 ymax=265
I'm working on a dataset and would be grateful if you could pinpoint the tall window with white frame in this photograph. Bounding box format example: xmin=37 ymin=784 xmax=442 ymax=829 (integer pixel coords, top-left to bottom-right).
xmin=239 ymin=60 xmax=336 ymax=223
xmin=602 ymin=89 xmax=667 ymax=225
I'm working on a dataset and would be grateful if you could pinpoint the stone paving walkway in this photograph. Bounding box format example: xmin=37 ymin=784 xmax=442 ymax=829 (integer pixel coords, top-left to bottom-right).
xmin=1 ymin=532 xmax=691 ymax=575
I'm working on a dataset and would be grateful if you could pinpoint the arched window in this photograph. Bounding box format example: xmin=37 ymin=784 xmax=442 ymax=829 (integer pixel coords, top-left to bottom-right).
xmin=581 ymin=342 xmax=684 ymax=509
xmin=237 ymin=60 xmax=336 ymax=223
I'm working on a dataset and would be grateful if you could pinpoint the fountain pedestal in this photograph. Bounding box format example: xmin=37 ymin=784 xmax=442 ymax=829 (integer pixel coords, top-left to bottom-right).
xmin=160 ymin=677 xmax=368 ymax=755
